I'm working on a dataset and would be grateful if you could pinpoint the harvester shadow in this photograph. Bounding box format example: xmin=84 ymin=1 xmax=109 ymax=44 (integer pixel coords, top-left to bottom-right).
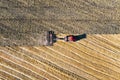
xmin=54 ymin=33 xmax=87 ymax=42
xmin=74 ymin=33 xmax=87 ymax=42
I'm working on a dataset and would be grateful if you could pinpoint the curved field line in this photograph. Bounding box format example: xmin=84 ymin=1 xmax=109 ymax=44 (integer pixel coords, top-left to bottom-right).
xmin=69 ymin=41 xmax=120 ymax=70
xmin=55 ymin=42 xmax=119 ymax=80
xmin=9 ymin=47 xmax=75 ymax=80
xmin=12 ymin=47 xmax=73 ymax=80
xmin=54 ymin=42 xmax=120 ymax=73
xmin=60 ymin=41 xmax=120 ymax=79
xmin=54 ymin=43 xmax=117 ymax=67
xmin=0 ymin=57 xmax=45 ymax=80
xmin=96 ymin=35 xmax=120 ymax=48
xmin=0 ymin=34 xmax=120 ymax=80
xmin=47 ymin=43 xmax=120 ymax=79
xmin=77 ymin=39 xmax=120 ymax=65
xmin=25 ymin=46 xmax=89 ymax=80
xmin=2 ymin=47 xmax=60 ymax=80
xmin=35 ymin=46 xmax=101 ymax=80
xmin=0 ymin=69 xmax=21 ymax=80
xmin=86 ymin=35 xmax=120 ymax=54
xmin=0 ymin=50 xmax=57 ymax=80
xmin=79 ymin=39 xmax=120 ymax=62
xmin=92 ymin=35 xmax=120 ymax=51
xmin=85 ymin=36 xmax=120 ymax=58
xmin=0 ymin=63 xmax=32 ymax=80
xmin=20 ymin=47 xmax=88 ymax=80
xmin=101 ymin=34 xmax=120 ymax=44
xmin=14 ymin=47 xmax=78 ymax=80
xmin=0 ymin=52 xmax=47 ymax=80
xmin=3 ymin=46 xmax=70 ymax=80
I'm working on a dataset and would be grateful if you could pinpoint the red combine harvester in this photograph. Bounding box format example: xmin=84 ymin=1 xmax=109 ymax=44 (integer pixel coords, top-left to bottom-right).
xmin=46 ymin=31 xmax=77 ymax=46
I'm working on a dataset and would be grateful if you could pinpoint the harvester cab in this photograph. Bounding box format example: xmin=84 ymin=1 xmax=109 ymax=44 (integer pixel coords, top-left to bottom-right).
xmin=46 ymin=31 xmax=56 ymax=46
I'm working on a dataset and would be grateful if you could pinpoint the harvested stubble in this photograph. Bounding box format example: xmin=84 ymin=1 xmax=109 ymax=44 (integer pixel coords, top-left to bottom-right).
xmin=0 ymin=34 xmax=120 ymax=80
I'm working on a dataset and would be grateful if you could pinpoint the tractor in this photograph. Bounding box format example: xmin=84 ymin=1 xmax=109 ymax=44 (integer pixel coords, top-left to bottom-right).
xmin=46 ymin=31 xmax=79 ymax=46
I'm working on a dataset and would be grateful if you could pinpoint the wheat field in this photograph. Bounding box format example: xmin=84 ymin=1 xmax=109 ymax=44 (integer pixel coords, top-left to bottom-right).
xmin=0 ymin=0 xmax=120 ymax=34
xmin=0 ymin=34 xmax=120 ymax=80
xmin=0 ymin=0 xmax=120 ymax=80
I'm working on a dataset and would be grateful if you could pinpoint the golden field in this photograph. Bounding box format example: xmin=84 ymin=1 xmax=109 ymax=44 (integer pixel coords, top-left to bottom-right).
xmin=0 ymin=34 xmax=120 ymax=80
xmin=0 ymin=0 xmax=120 ymax=80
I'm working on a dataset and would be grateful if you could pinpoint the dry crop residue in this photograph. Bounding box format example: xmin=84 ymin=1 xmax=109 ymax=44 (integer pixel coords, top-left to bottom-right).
xmin=0 ymin=34 xmax=120 ymax=80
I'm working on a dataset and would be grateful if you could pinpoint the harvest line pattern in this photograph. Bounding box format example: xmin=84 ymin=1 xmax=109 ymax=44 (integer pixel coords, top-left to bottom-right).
xmin=0 ymin=0 xmax=120 ymax=34
xmin=0 ymin=34 xmax=120 ymax=80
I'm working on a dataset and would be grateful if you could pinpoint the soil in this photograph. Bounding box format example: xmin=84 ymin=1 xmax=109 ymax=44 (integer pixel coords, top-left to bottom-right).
xmin=0 ymin=0 xmax=120 ymax=46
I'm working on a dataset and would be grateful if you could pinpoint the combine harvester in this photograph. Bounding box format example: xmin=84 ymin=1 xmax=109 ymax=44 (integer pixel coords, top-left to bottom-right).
xmin=0 ymin=30 xmax=86 ymax=46
xmin=45 ymin=31 xmax=86 ymax=46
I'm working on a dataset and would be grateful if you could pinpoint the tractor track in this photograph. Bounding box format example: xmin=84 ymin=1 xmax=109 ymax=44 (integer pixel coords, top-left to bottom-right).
xmin=55 ymin=42 xmax=119 ymax=80
xmin=1 ymin=34 xmax=120 ymax=80
xmin=1 ymin=0 xmax=120 ymax=36
xmin=0 ymin=0 xmax=120 ymax=79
